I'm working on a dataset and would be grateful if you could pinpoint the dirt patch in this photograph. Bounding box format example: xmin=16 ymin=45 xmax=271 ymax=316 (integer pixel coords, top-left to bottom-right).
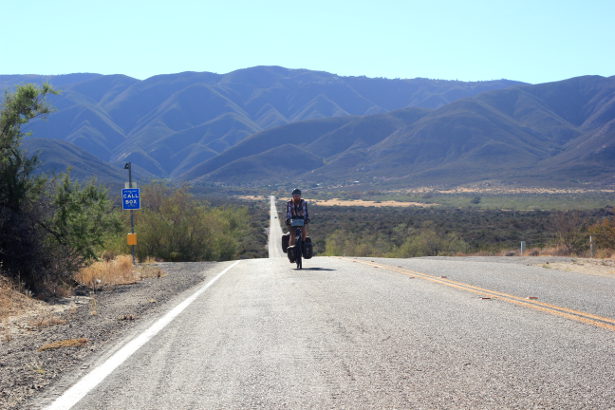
xmin=310 ymin=198 xmax=437 ymax=208
xmin=395 ymin=185 xmax=615 ymax=194
xmin=0 ymin=261 xmax=217 ymax=409
xmin=237 ymin=195 xmax=266 ymax=201
xmin=0 ymin=276 xmax=48 ymax=323
xmin=539 ymin=258 xmax=615 ymax=277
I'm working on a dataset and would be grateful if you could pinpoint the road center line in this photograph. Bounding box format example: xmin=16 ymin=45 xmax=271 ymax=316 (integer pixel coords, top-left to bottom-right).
xmin=349 ymin=258 xmax=615 ymax=332
xmin=44 ymin=260 xmax=241 ymax=410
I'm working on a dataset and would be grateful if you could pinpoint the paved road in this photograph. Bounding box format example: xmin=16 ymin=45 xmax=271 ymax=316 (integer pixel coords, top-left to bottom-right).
xmin=42 ymin=198 xmax=615 ymax=409
xmin=268 ymin=195 xmax=284 ymax=258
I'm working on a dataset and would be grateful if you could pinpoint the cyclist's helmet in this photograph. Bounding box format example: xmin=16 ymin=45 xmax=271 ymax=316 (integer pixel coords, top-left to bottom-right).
xmin=291 ymin=188 xmax=301 ymax=196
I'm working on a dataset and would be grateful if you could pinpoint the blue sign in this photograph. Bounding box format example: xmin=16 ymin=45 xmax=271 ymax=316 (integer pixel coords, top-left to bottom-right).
xmin=122 ymin=188 xmax=141 ymax=210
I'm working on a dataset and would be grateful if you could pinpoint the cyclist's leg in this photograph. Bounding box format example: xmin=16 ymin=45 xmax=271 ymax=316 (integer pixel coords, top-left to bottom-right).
xmin=302 ymin=225 xmax=308 ymax=240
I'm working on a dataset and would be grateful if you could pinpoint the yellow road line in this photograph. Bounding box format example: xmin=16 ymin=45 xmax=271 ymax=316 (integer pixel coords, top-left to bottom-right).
xmin=359 ymin=259 xmax=615 ymax=325
xmin=347 ymin=258 xmax=615 ymax=332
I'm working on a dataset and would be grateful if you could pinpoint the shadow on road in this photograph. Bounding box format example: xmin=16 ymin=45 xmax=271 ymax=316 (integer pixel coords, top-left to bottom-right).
xmin=296 ymin=267 xmax=336 ymax=271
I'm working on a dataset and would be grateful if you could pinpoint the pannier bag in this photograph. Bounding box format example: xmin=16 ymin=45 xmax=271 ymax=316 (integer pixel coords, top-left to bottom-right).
xmin=281 ymin=232 xmax=290 ymax=253
xmin=302 ymin=237 xmax=313 ymax=259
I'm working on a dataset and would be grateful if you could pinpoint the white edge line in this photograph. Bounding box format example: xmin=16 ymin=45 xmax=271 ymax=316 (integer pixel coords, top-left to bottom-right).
xmin=44 ymin=260 xmax=241 ymax=410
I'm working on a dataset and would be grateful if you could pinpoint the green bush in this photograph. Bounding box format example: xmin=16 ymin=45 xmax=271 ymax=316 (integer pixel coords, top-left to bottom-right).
xmin=49 ymin=173 xmax=122 ymax=260
xmin=388 ymin=229 xmax=470 ymax=258
xmin=132 ymin=183 xmax=250 ymax=262
xmin=0 ymin=84 xmax=122 ymax=296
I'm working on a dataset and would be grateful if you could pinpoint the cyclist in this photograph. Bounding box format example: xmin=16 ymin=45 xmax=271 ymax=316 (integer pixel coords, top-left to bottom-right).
xmin=286 ymin=188 xmax=310 ymax=247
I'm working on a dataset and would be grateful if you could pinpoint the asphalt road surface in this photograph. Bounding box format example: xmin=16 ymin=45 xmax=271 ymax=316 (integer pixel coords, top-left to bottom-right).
xmin=41 ymin=198 xmax=615 ymax=409
xmin=268 ymin=195 xmax=284 ymax=259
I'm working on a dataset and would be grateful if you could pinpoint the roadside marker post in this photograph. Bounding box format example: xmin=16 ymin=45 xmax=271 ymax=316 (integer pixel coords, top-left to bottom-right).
xmin=589 ymin=235 xmax=594 ymax=258
xmin=122 ymin=162 xmax=139 ymax=265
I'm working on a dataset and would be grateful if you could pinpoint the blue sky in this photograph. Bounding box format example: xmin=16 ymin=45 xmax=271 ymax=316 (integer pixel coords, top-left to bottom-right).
xmin=1 ymin=0 xmax=613 ymax=84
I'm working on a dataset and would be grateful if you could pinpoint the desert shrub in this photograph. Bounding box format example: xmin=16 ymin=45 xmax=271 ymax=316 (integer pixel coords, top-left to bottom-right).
xmin=551 ymin=211 xmax=589 ymax=255
xmin=1 ymin=84 xmax=53 ymax=294
xmin=47 ymin=173 xmax=122 ymax=259
xmin=3 ymin=174 xmax=122 ymax=296
xmin=588 ymin=216 xmax=615 ymax=252
xmin=0 ymin=85 xmax=121 ymax=296
xmin=132 ymin=183 xmax=249 ymax=261
xmin=311 ymin=204 xmax=611 ymax=258
xmin=323 ymin=229 xmax=383 ymax=256
xmin=391 ymin=230 xmax=470 ymax=257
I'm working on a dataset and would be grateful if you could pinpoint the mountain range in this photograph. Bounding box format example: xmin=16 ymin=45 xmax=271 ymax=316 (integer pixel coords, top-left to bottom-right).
xmin=195 ymin=74 xmax=615 ymax=187
xmin=2 ymin=67 xmax=614 ymax=188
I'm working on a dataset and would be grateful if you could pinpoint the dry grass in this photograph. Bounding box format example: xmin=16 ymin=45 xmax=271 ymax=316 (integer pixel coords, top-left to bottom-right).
xmin=595 ymin=248 xmax=615 ymax=258
xmin=75 ymin=255 xmax=138 ymax=288
xmin=37 ymin=338 xmax=89 ymax=352
xmin=1 ymin=256 xmax=167 ymax=342
xmin=470 ymin=246 xmax=591 ymax=258
xmin=510 ymin=247 xmax=615 ymax=258
xmin=28 ymin=315 xmax=67 ymax=329
xmin=89 ymin=297 xmax=97 ymax=316
xmin=141 ymin=256 xmax=160 ymax=264
xmin=1 ymin=276 xmax=70 ymax=342
xmin=0 ymin=275 xmax=42 ymax=321
xmin=540 ymin=258 xmax=615 ymax=277
xmin=75 ymin=255 xmax=167 ymax=289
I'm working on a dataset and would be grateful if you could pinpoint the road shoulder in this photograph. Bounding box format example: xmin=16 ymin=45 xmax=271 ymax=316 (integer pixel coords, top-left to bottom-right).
xmin=0 ymin=261 xmax=220 ymax=410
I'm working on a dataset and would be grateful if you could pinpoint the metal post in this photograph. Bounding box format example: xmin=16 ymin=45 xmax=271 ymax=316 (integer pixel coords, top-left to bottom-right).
xmin=589 ymin=235 xmax=594 ymax=258
xmin=124 ymin=162 xmax=136 ymax=265
xmin=520 ymin=241 xmax=525 ymax=256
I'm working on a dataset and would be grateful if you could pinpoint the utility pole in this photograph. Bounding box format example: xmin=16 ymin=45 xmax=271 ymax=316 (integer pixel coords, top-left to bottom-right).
xmin=124 ymin=162 xmax=136 ymax=265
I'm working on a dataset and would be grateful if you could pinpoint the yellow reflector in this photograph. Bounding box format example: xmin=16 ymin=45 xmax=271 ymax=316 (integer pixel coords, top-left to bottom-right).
xmin=127 ymin=233 xmax=137 ymax=245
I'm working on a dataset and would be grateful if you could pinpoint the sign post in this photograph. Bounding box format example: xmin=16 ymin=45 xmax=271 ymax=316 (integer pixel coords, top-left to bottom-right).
xmin=122 ymin=162 xmax=140 ymax=264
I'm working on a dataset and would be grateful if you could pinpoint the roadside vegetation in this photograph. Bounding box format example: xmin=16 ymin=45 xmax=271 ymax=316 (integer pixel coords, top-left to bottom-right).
xmin=307 ymin=205 xmax=615 ymax=258
xmin=104 ymin=183 xmax=268 ymax=262
xmin=0 ymin=85 xmax=267 ymax=300
xmin=0 ymin=84 xmax=121 ymax=297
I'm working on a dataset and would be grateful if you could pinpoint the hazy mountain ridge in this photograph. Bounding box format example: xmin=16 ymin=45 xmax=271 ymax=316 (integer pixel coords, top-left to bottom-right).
xmin=21 ymin=138 xmax=127 ymax=184
xmin=186 ymin=75 xmax=615 ymax=187
xmin=1 ymin=67 xmax=522 ymax=182
xmin=4 ymin=68 xmax=613 ymax=188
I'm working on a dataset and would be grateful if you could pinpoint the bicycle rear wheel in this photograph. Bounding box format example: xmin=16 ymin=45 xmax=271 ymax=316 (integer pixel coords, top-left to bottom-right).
xmin=295 ymin=238 xmax=302 ymax=269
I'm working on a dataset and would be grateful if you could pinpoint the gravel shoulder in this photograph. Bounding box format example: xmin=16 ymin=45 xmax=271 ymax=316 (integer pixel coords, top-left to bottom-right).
xmin=0 ymin=261 xmax=220 ymax=410
xmin=400 ymin=255 xmax=615 ymax=277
